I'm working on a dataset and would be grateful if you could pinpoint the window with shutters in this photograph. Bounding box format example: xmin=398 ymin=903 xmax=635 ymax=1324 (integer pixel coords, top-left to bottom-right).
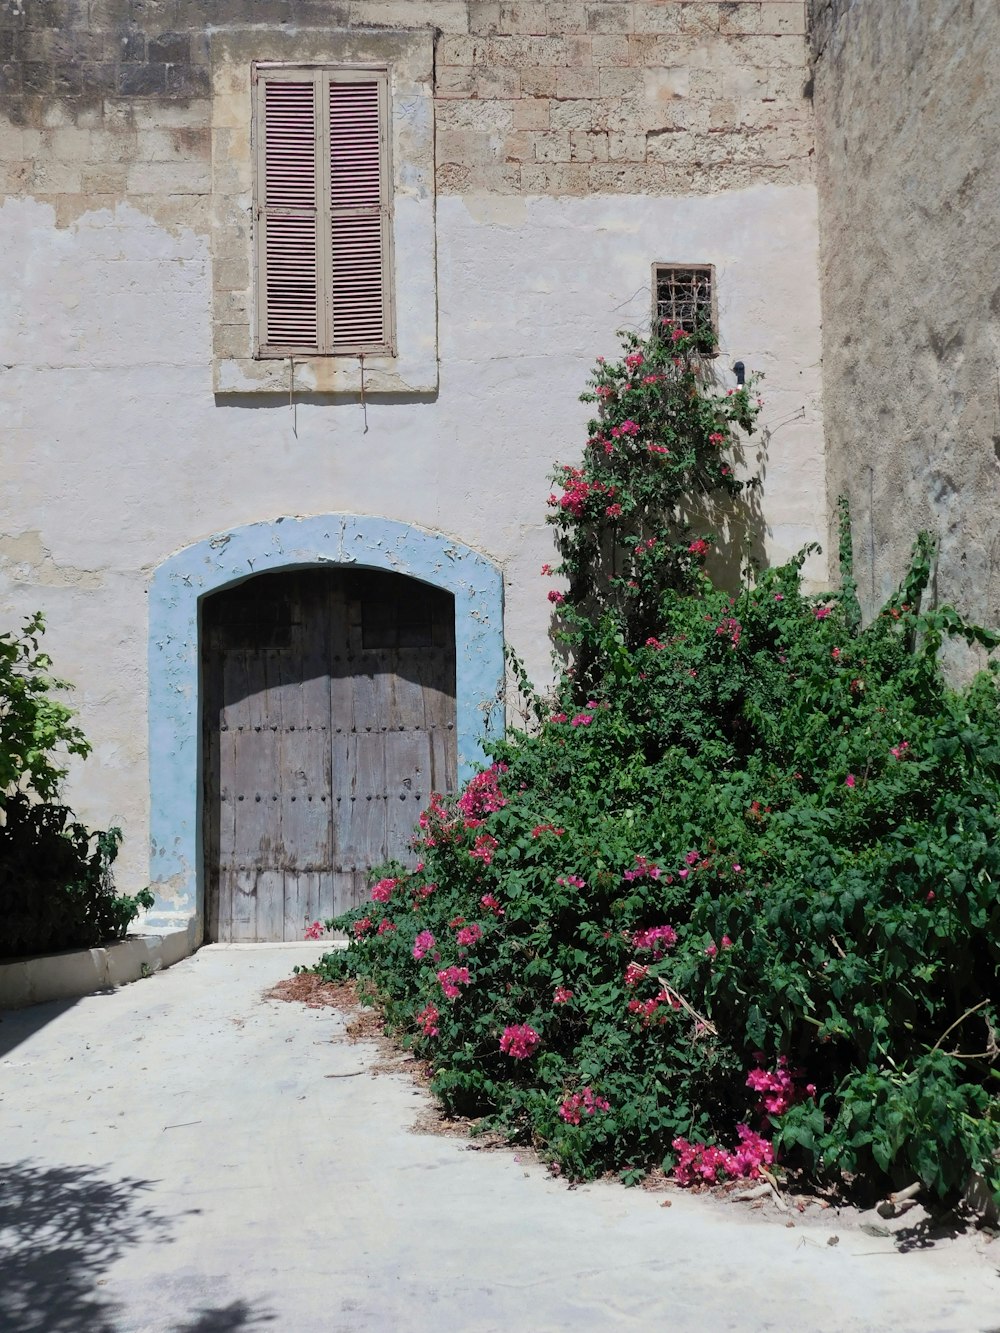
xmin=253 ymin=64 xmax=394 ymax=358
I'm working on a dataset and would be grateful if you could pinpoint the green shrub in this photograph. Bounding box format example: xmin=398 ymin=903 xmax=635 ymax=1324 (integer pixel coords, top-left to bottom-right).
xmin=313 ymin=329 xmax=1000 ymax=1204
xmin=0 ymin=614 xmax=149 ymax=957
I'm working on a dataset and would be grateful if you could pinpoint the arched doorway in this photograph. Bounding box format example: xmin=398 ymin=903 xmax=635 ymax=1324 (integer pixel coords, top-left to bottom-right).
xmin=146 ymin=515 xmax=504 ymax=949
xmin=201 ymin=567 xmax=457 ymax=942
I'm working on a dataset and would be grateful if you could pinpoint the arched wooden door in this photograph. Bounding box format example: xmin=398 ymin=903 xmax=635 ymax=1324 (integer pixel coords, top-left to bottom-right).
xmin=202 ymin=568 xmax=457 ymax=942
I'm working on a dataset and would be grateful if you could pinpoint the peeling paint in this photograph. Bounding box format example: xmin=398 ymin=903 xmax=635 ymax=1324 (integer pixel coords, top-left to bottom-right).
xmin=0 ymin=530 xmax=103 ymax=587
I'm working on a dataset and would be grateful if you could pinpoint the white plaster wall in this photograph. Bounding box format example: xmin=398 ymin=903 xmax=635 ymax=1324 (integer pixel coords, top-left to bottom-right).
xmin=0 ymin=185 xmax=825 ymax=892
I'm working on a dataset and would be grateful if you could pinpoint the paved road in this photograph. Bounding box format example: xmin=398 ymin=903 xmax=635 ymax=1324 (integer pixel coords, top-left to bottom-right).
xmin=1 ymin=945 xmax=997 ymax=1332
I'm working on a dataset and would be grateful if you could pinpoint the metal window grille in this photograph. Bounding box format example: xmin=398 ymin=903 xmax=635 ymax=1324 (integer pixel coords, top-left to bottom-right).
xmin=653 ymin=264 xmax=716 ymax=348
xmin=253 ymin=64 xmax=394 ymax=358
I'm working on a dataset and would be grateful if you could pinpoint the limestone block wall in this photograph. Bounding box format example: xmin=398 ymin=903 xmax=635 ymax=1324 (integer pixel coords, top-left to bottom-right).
xmin=811 ymin=0 xmax=1000 ymax=640
xmin=0 ymin=0 xmax=825 ymax=898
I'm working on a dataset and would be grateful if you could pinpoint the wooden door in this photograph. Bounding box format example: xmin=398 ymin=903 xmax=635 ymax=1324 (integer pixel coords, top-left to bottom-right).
xmin=202 ymin=569 xmax=456 ymax=942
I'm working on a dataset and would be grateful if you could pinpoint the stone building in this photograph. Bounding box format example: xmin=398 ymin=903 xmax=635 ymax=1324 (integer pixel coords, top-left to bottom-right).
xmin=1 ymin=0 xmax=827 ymax=952
xmin=810 ymin=0 xmax=1000 ymax=654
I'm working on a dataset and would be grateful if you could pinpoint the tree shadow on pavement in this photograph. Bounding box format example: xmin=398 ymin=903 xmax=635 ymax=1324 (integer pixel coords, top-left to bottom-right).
xmin=0 ymin=1160 xmax=274 ymax=1332
xmin=0 ymin=996 xmax=94 ymax=1060
xmin=174 ymin=1301 xmax=276 ymax=1331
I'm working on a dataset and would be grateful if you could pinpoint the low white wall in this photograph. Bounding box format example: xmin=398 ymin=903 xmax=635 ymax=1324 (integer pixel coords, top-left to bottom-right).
xmin=0 ymin=928 xmax=195 ymax=1010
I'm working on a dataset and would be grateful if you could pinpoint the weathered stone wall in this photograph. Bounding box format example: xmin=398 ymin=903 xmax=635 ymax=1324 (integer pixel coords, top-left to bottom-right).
xmin=0 ymin=0 xmax=825 ymax=903
xmin=811 ymin=0 xmax=1000 ymax=634
xmin=1 ymin=1 xmax=813 ymax=203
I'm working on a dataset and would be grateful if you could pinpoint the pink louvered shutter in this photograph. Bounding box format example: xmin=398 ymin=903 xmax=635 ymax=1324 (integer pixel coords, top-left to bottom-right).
xmin=328 ymin=76 xmax=389 ymax=351
xmin=258 ymin=75 xmax=321 ymax=354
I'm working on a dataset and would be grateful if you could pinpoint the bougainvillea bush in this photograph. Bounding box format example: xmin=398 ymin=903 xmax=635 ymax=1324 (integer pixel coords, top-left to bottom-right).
xmin=312 ymin=329 xmax=1000 ymax=1203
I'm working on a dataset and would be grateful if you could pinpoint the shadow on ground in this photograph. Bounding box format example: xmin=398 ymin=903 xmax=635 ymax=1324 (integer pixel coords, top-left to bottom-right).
xmin=0 ymin=996 xmax=90 ymax=1060
xmin=0 ymin=1160 xmax=274 ymax=1332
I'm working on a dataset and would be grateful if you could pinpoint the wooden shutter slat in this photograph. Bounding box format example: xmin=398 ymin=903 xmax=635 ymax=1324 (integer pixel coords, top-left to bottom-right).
xmin=330 ymin=213 xmax=384 ymax=347
xmin=329 ymin=78 xmax=387 ymax=350
xmin=260 ymin=77 xmax=321 ymax=352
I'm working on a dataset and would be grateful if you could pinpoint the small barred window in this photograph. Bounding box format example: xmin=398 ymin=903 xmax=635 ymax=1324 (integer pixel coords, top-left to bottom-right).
xmin=653 ymin=264 xmax=716 ymax=351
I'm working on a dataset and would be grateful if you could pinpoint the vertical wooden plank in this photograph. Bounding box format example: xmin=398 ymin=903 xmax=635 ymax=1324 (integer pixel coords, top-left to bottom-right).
xmin=284 ymin=869 xmax=324 ymax=940
xmin=429 ymin=721 xmax=457 ymax=798
xmin=229 ymin=868 xmax=258 ymax=942
xmin=256 ymin=870 xmax=286 ymax=942
xmin=279 ymin=575 xmax=333 ymax=938
xmin=383 ymin=728 xmax=428 ymax=869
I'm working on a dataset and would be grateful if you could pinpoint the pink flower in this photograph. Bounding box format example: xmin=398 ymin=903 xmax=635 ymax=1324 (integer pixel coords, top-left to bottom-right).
xmin=415 ymin=1002 xmax=439 ymax=1038
xmin=412 ymin=930 xmax=437 ymax=961
xmin=377 ymin=919 xmax=396 ymax=935
xmin=499 ymin=1024 xmax=540 ymax=1059
xmin=624 ymin=854 xmax=661 ymax=883
xmin=549 ymin=712 xmax=568 ymax=724
xmin=370 ymin=876 xmax=398 ymax=903
xmin=890 ymin=741 xmax=910 ymax=760
xmin=557 ymin=874 xmax=586 ymax=889
xmin=471 ymin=833 xmax=499 ymax=865
xmin=437 ymin=965 xmax=471 ymax=999
xmin=671 ymin=328 xmax=686 ymax=343
xmin=548 ymin=589 xmax=566 ymax=605
xmin=746 ymin=1057 xmax=808 ymax=1117
xmin=720 ymin=935 xmax=733 ymax=950
xmin=628 ymin=995 xmax=668 ymax=1027
xmin=559 ymin=1086 xmax=610 ymax=1124
xmin=480 ymin=893 xmax=505 ymax=917
xmin=685 ymin=850 xmax=700 ymax=866
xmin=732 ymin=864 xmax=742 ymax=874
xmin=532 ymin=823 xmax=565 ymax=838
xmin=457 ymin=767 xmax=507 ymax=823
xmin=845 ymin=774 xmax=856 ymax=788
xmin=773 ymin=593 xmax=784 ymax=602
xmin=625 ymin=353 xmax=644 ymax=369
xmin=672 ymin=1126 xmax=774 ymax=1186
xmin=553 ymin=986 xmax=574 ymax=1005
xmin=631 ymin=924 xmax=678 ymax=959
xmin=304 ymin=921 xmax=325 ymax=940
xmin=688 ymin=539 xmax=710 ymax=557
xmin=570 ymin=713 xmax=593 ymax=727
xmin=815 ymin=606 xmax=831 ymax=619
xmin=353 ymin=917 xmax=373 ymax=938
xmin=605 ymin=503 xmax=623 ymax=519
xmin=704 ymin=942 xmax=718 ymax=958
xmin=709 ymin=432 xmax=726 ymax=445
xmin=455 ymin=923 xmax=482 ymax=948
xmin=624 ymin=962 xmax=649 ymax=988
xmin=540 ymin=563 xmax=553 ymax=575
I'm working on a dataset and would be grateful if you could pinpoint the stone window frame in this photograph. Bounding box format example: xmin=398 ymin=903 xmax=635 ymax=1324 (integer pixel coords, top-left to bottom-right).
xmin=211 ymin=28 xmax=436 ymax=396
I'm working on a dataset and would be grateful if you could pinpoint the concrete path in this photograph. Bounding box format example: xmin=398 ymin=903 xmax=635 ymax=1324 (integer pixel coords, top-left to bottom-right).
xmin=1 ymin=946 xmax=997 ymax=1333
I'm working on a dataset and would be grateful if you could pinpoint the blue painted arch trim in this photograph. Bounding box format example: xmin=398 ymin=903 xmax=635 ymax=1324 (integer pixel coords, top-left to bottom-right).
xmin=146 ymin=515 xmax=505 ymax=938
